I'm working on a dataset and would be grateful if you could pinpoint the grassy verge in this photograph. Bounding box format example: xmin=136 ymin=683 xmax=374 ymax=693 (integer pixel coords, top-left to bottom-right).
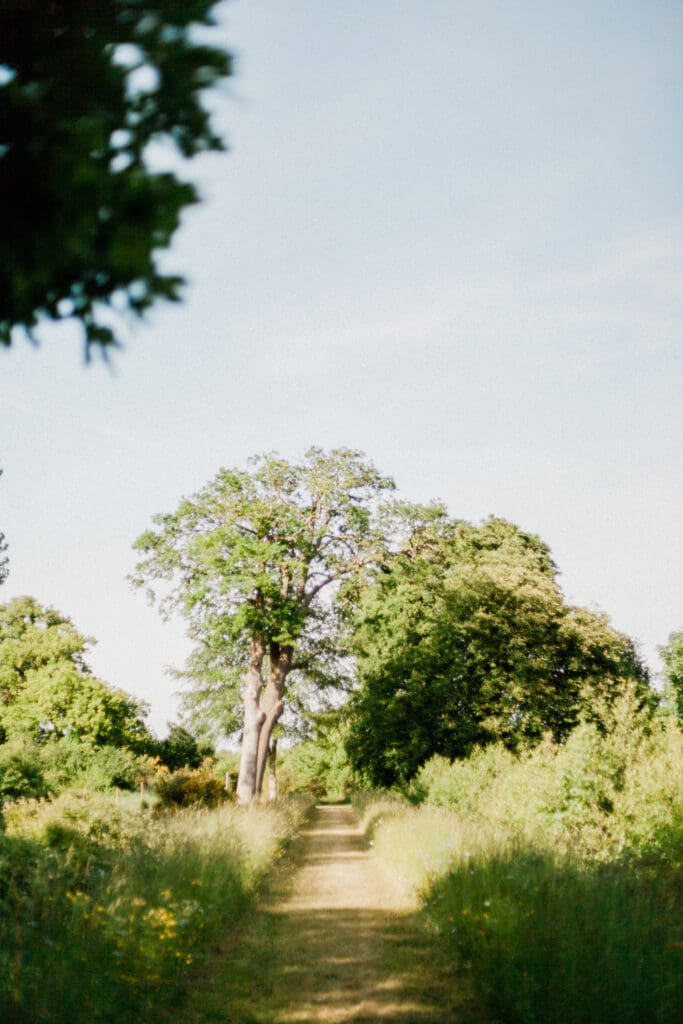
xmin=355 ymin=709 xmax=683 ymax=1024
xmin=0 ymin=791 xmax=311 ymax=1024
xmin=359 ymin=798 xmax=682 ymax=1024
xmin=425 ymin=846 xmax=682 ymax=1024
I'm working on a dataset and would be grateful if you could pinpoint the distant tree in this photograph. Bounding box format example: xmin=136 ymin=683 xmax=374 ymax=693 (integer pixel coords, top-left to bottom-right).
xmin=131 ymin=448 xmax=397 ymax=804
xmin=1 ymin=663 xmax=150 ymax=749
xmin=0 ymin=596 xmax=150 ymax=749
xmin=281 ymin=714 xmax=354 ymax=799
xmin=0 ymin=596 xmax=91 ymax=707
xmin=0 ymin=0 xmax=231 ymax=352
xmin=659 ymin=630 xmax=683 ymax=720
xmin=346 ymin=517 xmax=652 ymax=787
xmin=156 ymin=722 xmax=214 ymax=772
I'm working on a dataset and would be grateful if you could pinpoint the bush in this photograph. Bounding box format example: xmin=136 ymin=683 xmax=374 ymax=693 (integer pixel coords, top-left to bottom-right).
xmin=0 ymin=741 xmax=48 ymax=800
xmin=279 ymin=726 xmax=354 ymax=799
xmin=407 ymin=693 xmax=683 ymax=864
xmin=155 ymin=764 xmax=227 ymax=809
xmin=409 ymin=745 xmax=518 ymax=812
xmin=39 ymin=740 xmax=154 ymax=793
xmin=154 ymin=725 xmax=214 ymax=773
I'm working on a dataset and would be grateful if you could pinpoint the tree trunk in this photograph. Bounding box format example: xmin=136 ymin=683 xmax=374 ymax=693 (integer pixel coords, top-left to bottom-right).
xmin=267 ymin=737 xmax=278 ymax=801
xmin=254 ymin=645 xmax=291 ymax=796
xmin=235 ymin=639 xmax=266 ymax=805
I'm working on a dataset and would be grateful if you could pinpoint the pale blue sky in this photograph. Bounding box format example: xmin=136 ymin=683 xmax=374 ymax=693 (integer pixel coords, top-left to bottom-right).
xmin=1 ymin=1 xmax=682 ymax=734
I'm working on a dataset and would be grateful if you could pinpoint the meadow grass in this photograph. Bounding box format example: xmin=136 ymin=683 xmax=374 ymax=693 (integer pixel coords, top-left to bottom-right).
xmin=425 ymin=847 xmax=682 ymax=1024
xmin=0 ymin=791 xmax=310 ymax=1024
xmin=358 ymin=709 xmax=683 ymax=1024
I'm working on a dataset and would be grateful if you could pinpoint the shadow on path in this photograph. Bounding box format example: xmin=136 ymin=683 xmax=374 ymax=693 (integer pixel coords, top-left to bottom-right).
xmin=185 ymin=805 xmax=466 ymax=1024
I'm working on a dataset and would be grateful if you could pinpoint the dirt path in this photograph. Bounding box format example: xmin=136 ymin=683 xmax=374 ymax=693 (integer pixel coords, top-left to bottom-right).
xmin=186 ymin=804 xmax=464 ymax=1024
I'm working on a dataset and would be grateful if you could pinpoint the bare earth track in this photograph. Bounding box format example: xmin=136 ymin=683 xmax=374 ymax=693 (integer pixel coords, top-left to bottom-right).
xmin=185 ymin=804 xmax=465 ymax=1024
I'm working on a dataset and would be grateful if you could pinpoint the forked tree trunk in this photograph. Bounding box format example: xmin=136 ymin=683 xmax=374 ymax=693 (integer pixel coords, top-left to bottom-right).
xmin=235 ymin=639 xmax=266 ymax=805
xmin=254 ymin=645 xmax=291 ymax=796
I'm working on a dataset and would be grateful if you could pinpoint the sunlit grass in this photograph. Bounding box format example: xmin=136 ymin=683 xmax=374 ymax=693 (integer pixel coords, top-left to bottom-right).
xmin=0 ymin=791 xmax=311 ymax=1024
xmin=357 ymin=712 xmax=683 ymax=1024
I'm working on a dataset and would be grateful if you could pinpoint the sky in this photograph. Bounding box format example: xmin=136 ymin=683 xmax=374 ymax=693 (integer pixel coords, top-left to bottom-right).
xmin=1 ymin=0 xmax=682 ymax=735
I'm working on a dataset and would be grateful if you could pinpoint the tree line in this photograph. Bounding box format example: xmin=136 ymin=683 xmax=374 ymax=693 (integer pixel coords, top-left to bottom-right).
xmin=2 ymin=447 xmax=682 ymax=803
xmin=0 ymin=595 xmax=212 ymax=800
xmin=129 ymin=447 xmax=680 ymax=799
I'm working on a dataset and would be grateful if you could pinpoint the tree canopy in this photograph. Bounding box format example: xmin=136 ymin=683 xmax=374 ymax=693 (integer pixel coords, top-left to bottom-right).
xmin=154 ymin=722 xmax=214 ymax=772
xmin=0 ymin=0 xmax=231 ymax=352
xmin=346 ymin=517 xmax=651 ymax=787
xmin=0 ymin=596 xmax=150 ymax=749
xmin=131 ymin=447 xmax=397 ymax=802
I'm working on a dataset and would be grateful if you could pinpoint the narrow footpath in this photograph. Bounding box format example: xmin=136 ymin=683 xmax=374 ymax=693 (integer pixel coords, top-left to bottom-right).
xmin=185 ymin=804 xmax=465 ymax=1024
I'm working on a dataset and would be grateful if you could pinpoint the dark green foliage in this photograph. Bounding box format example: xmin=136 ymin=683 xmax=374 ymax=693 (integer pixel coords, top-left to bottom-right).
xmin=0 ymin=0 xmax=231 ymax=352
xmin=155 ymin=722 xmax=214 ymax=771
xmin=660 ymin=629 xmax=683 ymax=720
xmin=0 ymin=741 xmax=48 ymax=800
xmin=347 ymin=517 xmax=651 ymax=787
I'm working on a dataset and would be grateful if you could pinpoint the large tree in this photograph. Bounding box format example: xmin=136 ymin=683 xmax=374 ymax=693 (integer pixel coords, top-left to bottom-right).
xmin=0 ymin=596 xmax=150 ymax=749
xmin=0 ymin=0 xmax=231 ymax=352
xmin=347 ymin=517 xmax=651 ymax=787
xmin=131 ymin=448 xmax=397 ymax=804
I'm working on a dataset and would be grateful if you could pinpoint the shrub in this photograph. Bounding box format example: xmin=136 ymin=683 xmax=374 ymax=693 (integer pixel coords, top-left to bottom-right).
xmin=155 ymin=764 xmax=227 ymax=809
xmin=154 ymin=724 xmax=214 ymax=772
xmin=406 ymin=693 xmax=683 ymax=864
xmin=409 ymin=745 xmax=518 ymax=812
xmin=279 ymin=726 xmax=355 ymax=799
xmin=0 ymin=741 xmax=48 ymax=800
xmin=39 ymin=740 xmax=153 ymax=793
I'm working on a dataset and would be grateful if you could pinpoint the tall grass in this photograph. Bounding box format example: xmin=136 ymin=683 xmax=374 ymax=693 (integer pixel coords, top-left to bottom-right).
xmin=425 ymin=848 xmax=682 ymax=1024
xmin=0 ymin=791 xmax=310 ymax=1024
xmin=359 ymin=701 xmax=683 ymax=1023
